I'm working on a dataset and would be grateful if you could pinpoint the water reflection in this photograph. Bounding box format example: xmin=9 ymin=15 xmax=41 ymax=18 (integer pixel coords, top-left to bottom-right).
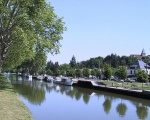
xmin=103 ymin=98 xmax=112 ymax=114
xmin=10 ymin=76 xmax=46 ymax=105
xmin=6 ymin=75 xmax=150 ymax=120
xmin=116 ymin=101 xmax=127 ymax=117
xmin=136 ymin=105 xmax=148 ymax=120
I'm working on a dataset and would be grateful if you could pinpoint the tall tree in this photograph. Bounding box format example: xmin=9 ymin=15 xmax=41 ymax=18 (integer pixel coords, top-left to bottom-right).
xmin=69 ymin=55 xmax=77 ymax=68
xmin=0 ymin=0 xmax=65 ymax=72
xmin=135 ymin=69 xmax=148 ymax=83
xmin=91 ymin=69 xmax=96 ymax=78
xmin=104 ymin=64 xmax=112 ymax=80
xmin=82 ymin=68 xmax=90 ymax=78
xmin=95 ymin=68 xmax=101 ymax=79
xmin=115 ymin=66 xmax=127 ymax=79
xmin=75 ymin=69 xmax=82 ymax=78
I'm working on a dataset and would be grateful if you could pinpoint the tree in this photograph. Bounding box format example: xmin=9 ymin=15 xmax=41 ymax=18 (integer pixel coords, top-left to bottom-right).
xmin=17 ymin=53 xmax=47 ymax=75
xmin=95 ymin=68 xmax=101 ymax=79
xmin=58 ymin=64 xmax=71 ymax=76
xmin=104 ymin=64 xmax=112 ymax=79
xmin=46 ymin=61 xmax=59 ymax=75
xmin=75 ymin=69 xmax=82 ymax=78
xmin=46 ymin=69 xmax=53 ymax=75
xmin=0 ymin=0 xmax=65 ymax=72
xmin=69 ymin=55 xmax=77 ymax=68
xmin=82 ymin=68 xmax=90 ymax=78
xmin=66 ymin=68 xmax=75 ymax=77
xmin=115 ymin=66 xmax=127 ymax=79
xmin=91 ymin=69 xmax=96 ymax=78
xmin=135 ymin=69 xmax=148 ymax=83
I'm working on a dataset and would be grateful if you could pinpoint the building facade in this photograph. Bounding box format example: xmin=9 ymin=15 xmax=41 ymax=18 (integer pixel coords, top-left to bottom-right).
xmin=127 ymin=60 xmax=150 ymax=76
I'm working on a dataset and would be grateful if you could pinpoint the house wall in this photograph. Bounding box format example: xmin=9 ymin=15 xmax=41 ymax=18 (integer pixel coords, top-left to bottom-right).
xmin=127 ymin=69 xmax=150 ymax=75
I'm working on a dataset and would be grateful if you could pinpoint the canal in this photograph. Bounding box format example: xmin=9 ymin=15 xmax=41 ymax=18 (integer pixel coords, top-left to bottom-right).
xmin=7 ymin=75 xmax=150 ymax=120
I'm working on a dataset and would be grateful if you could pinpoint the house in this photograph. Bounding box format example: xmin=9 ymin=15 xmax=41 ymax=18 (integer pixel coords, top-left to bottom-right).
xmin=127 ymin=60 xmax=150 ymax=76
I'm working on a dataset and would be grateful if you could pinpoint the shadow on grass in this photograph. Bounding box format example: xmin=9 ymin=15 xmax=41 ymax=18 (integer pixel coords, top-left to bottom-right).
xmin=0 ymin=74 xmax=15 ymax=92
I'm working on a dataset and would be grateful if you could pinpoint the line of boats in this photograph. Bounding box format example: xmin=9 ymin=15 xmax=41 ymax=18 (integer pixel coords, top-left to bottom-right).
xmin=27 ymin=75 xmax=75 ymax=86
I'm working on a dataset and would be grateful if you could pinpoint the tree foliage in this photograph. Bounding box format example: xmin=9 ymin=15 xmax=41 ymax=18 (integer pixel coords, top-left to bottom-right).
xmin=75 ymin=69 xmax=82 ymax=78
xmin=82 ymin=68 xmax=90 ymax=78
xmin=104 ymin=64 xmax=112 ymax=79
xmin=0 ymin=0 xmax=65 ymax=72
xmin=115 ymin=66 xmax=127 ymax=79
xmin=95 ymin=68 xmax=101 ymax=79
xmin=69 ymin=55 xmax=77 ymax=68
xmin=135 ymin=69 xmax=148 ymax=82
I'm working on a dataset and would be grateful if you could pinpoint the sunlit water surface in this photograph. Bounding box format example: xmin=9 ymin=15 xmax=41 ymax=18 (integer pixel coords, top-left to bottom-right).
xmin=7 ymin=75 xmax=150 ymax=120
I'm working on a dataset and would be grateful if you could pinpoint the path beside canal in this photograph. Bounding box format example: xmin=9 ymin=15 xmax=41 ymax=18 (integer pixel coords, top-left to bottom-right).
xmin=0 ymin=74 xmax=33 ymax=120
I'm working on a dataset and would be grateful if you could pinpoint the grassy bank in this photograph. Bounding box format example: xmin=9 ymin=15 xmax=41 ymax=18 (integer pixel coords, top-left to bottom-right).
xmin=0 ymin=74 xmax=33 ymax=120
xmin=98 ymin=80 xmax=150 ymax=90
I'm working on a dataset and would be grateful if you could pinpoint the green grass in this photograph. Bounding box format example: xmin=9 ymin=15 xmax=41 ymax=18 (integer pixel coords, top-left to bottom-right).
xmin=0 ymin=73 xmax=33 ymax=120
xmin=98 ymin=80 xmax=150 ymax=90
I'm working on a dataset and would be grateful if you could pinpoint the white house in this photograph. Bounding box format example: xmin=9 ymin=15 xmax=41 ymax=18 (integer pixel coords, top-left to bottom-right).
xmin=127 ymin=60 xmax=150 ymax=75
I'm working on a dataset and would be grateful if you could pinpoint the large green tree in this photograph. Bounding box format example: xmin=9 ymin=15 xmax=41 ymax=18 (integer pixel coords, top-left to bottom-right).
xmin=82 ymin=68 xmax=90 ymax=78
xmin=135 ymin=69 xmax=148 ymax=83
xmin=0 ymin=0 xmax=65 ymax=72
xmin=75 ymin=69 xmax=82 ymax=78
xmin=104 ymin=64 xmax=112 ymax=80
xmin=95 ymin=68 xmax=101 ymax=79
xmin=115 ymin=66 xmax=127 ymax=79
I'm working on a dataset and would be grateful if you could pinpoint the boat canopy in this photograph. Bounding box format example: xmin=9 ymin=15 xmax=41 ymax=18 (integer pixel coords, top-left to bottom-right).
xmin=62 ymin=78 xmax=71 ymax=82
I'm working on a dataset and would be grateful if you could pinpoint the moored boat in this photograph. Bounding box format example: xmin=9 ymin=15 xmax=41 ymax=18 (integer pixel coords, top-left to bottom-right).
xmin=36 ymin=75 xmax=43 ymax=80
xmin=60 ymin=77 xmax=73 ymax=86
xmin=53 ymin=77 xmax=62 ymax=84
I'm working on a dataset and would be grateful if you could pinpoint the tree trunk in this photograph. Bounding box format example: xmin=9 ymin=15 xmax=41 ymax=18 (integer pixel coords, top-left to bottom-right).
xmin=0 ymin=66 xmax=2 ymax=73
xmin=0 ymin=61 xmax=2 ymax=73
xmin=0 ymin=56 xmax=3 ymax=73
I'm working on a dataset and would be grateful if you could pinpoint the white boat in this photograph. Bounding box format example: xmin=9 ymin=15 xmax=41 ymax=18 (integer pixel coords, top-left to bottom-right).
xmin=44 ymin=75 xmax=53 ymax=82
xmin=60 ymin=78 xmax=73 ymax=86
xmin=53 ymin=77 xmax=62 ymax=84
xmin=26 ymin=75 xmax=32 ymax=81
xmin=36 ymin=75 xmax=43 ymax=80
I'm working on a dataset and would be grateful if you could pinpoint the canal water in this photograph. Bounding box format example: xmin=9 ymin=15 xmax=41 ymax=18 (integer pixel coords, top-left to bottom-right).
xmin=7 ymin=75 xmax=150 ymax=120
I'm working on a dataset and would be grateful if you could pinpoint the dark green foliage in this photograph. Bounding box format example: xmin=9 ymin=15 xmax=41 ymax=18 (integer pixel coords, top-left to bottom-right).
xmin=46 ymin=69 xmax=53 ymax=75
xmin=46 ymin=61 xmax=59 ymax=75
xmin=71 ymin=54 xmax=138 ymax=69
xmin=69 ymin=55 xmax=77 ymax=68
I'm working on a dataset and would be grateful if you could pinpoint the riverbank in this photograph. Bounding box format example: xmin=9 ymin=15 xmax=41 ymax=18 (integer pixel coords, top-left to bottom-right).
xmin=0 ymin=74 xmax=33 ymax=120
xmin=73 ymin=79 xmax=150 ymax=100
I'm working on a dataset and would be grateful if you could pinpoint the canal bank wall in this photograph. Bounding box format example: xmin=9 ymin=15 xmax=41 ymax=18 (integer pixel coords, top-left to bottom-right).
xmin=73 ymin=80 xmax=150 ymax=100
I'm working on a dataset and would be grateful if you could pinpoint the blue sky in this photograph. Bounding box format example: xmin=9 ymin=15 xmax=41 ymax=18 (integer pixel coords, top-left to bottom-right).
xmin=47 ymin=0 xmax=150 ymax=64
